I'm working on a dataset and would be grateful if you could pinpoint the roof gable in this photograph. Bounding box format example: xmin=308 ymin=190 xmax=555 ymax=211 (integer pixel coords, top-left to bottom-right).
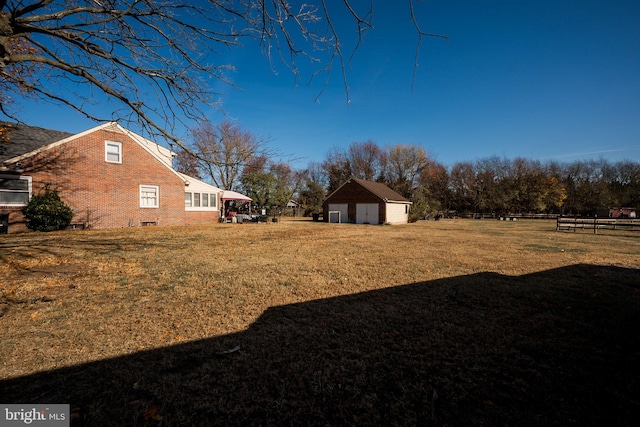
xmin=325 ymin=178 xmax=410 ymax=203
xmin=351 ymin=178 xmax=410 ymax=202
xmin=1 ymin=121 xmax=188 ymax=184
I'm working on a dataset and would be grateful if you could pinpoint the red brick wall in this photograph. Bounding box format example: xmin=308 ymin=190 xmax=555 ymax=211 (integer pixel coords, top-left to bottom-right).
xmin=185 ymin=211 xmax=220 ymax=224
xmin=0 ymin=208 xmax=28 ymax=233
xmin=10 ymin=127 xmax=187 ymax=231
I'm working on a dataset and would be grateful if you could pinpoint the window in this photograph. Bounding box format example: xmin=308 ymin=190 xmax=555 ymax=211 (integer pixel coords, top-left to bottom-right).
xmin=184 ymin=191 xmax=219 ymax=211
xmin=140 ymin=185 xmax=159 ymax=208
xmin=0 ymin=175 xmax=31 ymax=205
xmin=105 ymin=141 xmax=122 ymax=163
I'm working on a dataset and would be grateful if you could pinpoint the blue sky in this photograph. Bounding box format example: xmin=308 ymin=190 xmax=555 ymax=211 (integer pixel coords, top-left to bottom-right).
xmin=12 ymin=0 xmax=640 ymax=169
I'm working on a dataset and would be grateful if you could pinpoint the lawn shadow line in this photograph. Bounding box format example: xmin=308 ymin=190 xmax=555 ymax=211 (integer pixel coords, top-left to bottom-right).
xmin=2 ymin=264 xmax=639 ymax=426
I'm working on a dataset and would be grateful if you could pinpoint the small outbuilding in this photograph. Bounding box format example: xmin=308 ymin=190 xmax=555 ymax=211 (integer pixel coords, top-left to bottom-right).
xmin=609 ymin=207 xmax=637 ymax=218
xmin=322 ymin=178 xmax=412 ymax=224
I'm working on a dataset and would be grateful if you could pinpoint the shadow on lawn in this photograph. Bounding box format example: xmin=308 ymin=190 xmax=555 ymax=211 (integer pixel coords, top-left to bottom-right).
xmin=2 ymin=264 xmax=639 ymax=426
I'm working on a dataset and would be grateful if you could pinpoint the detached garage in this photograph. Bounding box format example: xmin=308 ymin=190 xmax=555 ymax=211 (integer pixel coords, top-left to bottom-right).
xmin=322 ymin=178 xmax=412 ymax=224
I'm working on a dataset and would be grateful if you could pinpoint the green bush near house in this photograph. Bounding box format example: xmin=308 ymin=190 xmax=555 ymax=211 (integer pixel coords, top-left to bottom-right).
xmin=23 ymin=185 xmax=73 ymax=232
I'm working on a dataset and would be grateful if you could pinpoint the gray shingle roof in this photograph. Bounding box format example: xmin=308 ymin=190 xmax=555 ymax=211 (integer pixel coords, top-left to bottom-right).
xmin=0 ymin=121 xmax=73 ymax=163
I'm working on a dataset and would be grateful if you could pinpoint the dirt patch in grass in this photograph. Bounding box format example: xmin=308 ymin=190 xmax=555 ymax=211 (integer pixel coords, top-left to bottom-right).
xmin=1 ymin=219 xmax=639 ymax=426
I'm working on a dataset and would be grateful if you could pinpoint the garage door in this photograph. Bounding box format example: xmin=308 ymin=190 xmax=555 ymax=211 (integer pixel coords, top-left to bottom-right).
xmin=328 ymin=204 xmax=348 ymax=223
xmin=356 ymin=203 xmax=379 ymax=224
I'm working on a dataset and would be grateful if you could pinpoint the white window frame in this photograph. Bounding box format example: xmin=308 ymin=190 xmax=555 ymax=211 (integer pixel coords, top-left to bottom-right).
xmin=105 ymin=141 xmax=122 ymax=164
xmin=139 ymin=185 xmax=159 ymax=208
xmin=0 ymin=175 xmax=32 ymax=206
xmin=185 ymin=192 xmax=220 ymax=212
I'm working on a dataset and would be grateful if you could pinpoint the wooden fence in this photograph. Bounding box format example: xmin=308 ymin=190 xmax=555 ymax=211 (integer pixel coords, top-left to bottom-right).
xmin=556 ymin=216 xmax=639 ymax=233
xmin=472 ymin=213 xmax=558 ymax=220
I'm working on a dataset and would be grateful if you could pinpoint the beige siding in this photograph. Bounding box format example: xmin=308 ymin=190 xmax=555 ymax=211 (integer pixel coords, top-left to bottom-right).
xmin=385 ymin=203 xmax=410 ymax=224
xmin=322 ymin=179 xmax=410 ymax=225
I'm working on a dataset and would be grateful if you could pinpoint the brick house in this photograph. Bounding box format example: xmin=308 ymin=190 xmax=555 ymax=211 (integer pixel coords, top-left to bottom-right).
xmin=0 ymin=121 xmax=221 ymax=233
xmin=322 ymin=178 xmax=412 ymax=224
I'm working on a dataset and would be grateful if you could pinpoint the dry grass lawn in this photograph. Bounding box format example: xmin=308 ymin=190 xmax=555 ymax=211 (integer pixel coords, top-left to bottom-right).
xmin=1 ymin=219 xmax=639 ymax=426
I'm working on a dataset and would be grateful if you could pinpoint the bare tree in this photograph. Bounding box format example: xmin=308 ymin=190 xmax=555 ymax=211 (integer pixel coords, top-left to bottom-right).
xmin=322 ymin=146 xmax=351 ymax=193
xmin=191 ymin=120 xmax=269 ymax=191
xmin=385 ymin=143 xmax=429 ymax=198
xmin=242 ymin=154 xmax=270 ymax=177
xmin=448 ymin=161 xmax=476 ymax=213
xmin=298 ymin=161 xmax=326 ymax=215
xmin=173 ymin=147 xmax=201 ymax=179
xmin=416 ymin=157 xmax=449 ymax=215
xmin=348 ymin=140 xmax=384 ymax=181
xmin=613 ymin=160 xmax=640 ymax=208
xmin=1 ymin=0 xmax=237 ymax=145
xmin=304 ymin=161 xmax=327 ymax=190
xmin=1 ymin=1 xmax=447 ymax=147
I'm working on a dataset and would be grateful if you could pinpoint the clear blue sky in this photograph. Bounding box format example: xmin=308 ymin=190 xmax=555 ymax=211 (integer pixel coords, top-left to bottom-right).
xmin=13 ymin=0 xmax=640 ymax=169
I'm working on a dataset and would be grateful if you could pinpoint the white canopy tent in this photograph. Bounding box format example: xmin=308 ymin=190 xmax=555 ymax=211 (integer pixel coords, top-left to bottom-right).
xmin=221 ymin=190 xmax=252 ymax=221
xmin=221 ymin=190 xmax=252 ymax=202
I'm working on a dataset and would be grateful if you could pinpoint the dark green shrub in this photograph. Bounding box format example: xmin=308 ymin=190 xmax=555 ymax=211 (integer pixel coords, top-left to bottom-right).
xmin=23 ymin=186 xmax=73 ymax=231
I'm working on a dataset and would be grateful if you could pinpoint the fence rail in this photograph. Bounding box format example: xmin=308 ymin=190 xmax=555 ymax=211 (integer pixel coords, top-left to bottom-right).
xmin=556 ymin=216 xmax=639 ymax=233
xmin=472 ymin=213 xmax=558 ymax=220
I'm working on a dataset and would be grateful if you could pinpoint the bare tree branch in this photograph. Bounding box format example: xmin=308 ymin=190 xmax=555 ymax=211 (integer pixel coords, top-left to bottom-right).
xmin=1 ymin=1 xmax=447 ymax=149
xmin=190 ymin=120 xmax=274 ymax=191
xmin=409 ymin=0 xmax=449 ymax=91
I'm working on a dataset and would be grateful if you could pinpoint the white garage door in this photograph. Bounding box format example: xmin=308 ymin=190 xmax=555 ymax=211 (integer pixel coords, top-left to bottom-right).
xmin=356 ymin=203 xmax=379 ymax=224
xmin=328 ymin=204 xmax=348 ymax=223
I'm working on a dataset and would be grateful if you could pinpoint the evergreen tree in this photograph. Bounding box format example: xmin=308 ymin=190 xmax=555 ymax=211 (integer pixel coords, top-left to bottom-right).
xmin=23 ymin=186 xmax=73 ymax=232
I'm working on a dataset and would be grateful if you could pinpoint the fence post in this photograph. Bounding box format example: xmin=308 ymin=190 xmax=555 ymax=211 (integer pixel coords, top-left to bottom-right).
xmin=594 ymin=214 xmax=597 ymax=234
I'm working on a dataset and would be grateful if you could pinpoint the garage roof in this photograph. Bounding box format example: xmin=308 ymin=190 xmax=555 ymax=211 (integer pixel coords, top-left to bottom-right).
xmin=348 ymin=178 xmax=410 ymax=202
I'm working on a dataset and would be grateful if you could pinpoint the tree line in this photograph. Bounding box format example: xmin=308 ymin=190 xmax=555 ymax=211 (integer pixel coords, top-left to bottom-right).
xmin=176 ymin=121 xmax=640 ymax=219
